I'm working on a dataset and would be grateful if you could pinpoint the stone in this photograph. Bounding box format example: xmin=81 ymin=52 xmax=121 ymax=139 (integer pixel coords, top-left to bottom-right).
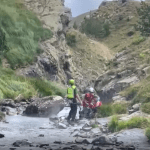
xmin=0 ymin=134 xmax=4 ymax=138
xmin=13 ymin=140 xmax=32 ymax=147
xmin=58 ymin=123 xmax=67 ymax=129
xmin=92 ymin=135 xmax=113 ymax=145
xmin=85 ymin=15 xmax=90 ymax=20
xmin=38 ymin=134 xmax=44 ymax=137
xmin=5 ymin=107 xmax=17 ymax=116
xmin=23 ymin=96 xmax=64 ymax=117
xmin=143 ymin=66 xmax=150 ymax=77
xmin=132 ymin=103 xmax=141 ymax=111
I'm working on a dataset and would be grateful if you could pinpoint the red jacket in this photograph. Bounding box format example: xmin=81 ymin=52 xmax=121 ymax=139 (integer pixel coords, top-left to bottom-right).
xmin=82 ymin=93 xmax=97 ymax=109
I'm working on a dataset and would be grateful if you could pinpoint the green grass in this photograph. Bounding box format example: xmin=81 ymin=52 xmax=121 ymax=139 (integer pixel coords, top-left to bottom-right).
xmin=97 ymin=103 xmax=127 ymax=117
xmin=91 ymin=124 xmax=99 ymax=128
xmin=132 ymin=35 xmax=146 ymax=45
xmin=145 ymin=128 xmax=150 ymax=140
xmin=141 ymin=102 xmax=150 ymax=114
xmin=0 ymin=0 xmax=53 ymax=68
xmin=108 ymin=116 xmax=150 ymax=132
xmin=0 ymin=67 xmax=66 ymax=100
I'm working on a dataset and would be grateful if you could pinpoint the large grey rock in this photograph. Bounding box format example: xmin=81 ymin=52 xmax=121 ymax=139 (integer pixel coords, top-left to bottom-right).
xmin=5 ymin=107 xmax=17 ymax=116
xmin=13 ymin=139 xmax=32 ymax=147
xmin=23 ymin=96 xmax=64 ymax=117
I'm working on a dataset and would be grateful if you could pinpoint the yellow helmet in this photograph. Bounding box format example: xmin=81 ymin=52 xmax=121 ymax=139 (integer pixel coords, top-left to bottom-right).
xmin=69 ymin=79 xmax=75 ymax=85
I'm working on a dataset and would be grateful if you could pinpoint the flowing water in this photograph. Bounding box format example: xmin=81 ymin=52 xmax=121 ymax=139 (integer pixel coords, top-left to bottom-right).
xmin=0 ymin=107 xmax=150 ymax=150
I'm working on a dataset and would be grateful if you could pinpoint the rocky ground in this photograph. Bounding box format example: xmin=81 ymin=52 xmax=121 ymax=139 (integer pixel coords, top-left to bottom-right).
xmin=0 ymin=100 xmax=150 ymax=150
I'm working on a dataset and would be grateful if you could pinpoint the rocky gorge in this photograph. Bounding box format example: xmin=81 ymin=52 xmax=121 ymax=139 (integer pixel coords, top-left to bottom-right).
xmin=1 ymin=0 xmax=150 ymax=149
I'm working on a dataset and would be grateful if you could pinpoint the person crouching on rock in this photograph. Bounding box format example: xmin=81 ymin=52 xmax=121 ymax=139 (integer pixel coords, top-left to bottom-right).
xmin=82 ymin=87 xmax=102 ymax=119
xmin=66 ymin=79 xmax=81 ymax=123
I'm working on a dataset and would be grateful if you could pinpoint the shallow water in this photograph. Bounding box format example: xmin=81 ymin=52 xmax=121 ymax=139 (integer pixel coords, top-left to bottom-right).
xmin=0 ymin=107 xmax=150 ymax=150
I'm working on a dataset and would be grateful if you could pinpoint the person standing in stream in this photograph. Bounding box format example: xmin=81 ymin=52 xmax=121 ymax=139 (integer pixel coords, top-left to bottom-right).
xmin=66 ymin=79 xmax=81 ymax=123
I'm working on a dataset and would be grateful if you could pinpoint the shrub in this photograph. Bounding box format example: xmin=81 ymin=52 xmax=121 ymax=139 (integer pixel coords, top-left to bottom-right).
xmin=137 ymin=1 xmax=150 ymax=36
xmin=80 ymin=18 xmax=110 ymax=39
xmin=145 ymin=128 xmax=150 ymax=140
xmin=66 ymin=33 xmax=77 ymax=47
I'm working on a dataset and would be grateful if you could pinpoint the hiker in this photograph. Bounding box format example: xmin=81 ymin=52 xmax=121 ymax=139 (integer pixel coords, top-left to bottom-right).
xmin=81 ymin=87 xmax=102 ymax=119
xmin=66 ymin=79 xmax=81 ymax=123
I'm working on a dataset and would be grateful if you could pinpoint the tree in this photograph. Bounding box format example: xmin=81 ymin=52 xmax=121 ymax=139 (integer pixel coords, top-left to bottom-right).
xmin=137 ymin=1 xmax=150 ymax=36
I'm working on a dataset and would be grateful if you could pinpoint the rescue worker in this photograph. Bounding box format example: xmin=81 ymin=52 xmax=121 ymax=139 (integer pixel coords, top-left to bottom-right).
xmin=66 ymin=79 xmax=81 ymax=123
xmin=82 ymin=87 xmax=102 ymax=119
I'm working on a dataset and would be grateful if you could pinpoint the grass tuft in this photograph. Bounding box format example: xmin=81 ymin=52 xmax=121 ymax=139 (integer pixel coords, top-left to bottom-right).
xmin=97 ymin=103 xmax=127 ymax=118
xmin=108 ymin=116 xmax=149 ymax=133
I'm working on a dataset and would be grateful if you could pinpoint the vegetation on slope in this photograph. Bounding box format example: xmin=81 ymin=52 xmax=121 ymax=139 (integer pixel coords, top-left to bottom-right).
xmin=0 ymin=67 xmax=66 ymax=100
xmin=0 ymin=0 xmax=66 ymax=100
xmin=0 ymin=0 xmax=53 ymax=69
xmin=80 ymin=18 xmax=110 ymax=39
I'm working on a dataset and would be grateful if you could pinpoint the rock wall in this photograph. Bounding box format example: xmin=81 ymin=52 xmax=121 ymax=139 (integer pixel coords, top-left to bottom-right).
xmin=17 ymin=0 xmax=74 ymax=85
xmin=94 ymin=48 xmax=148 ymax=103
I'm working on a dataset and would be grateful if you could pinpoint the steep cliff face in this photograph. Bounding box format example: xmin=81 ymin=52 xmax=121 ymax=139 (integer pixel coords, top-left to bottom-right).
xmin=17 ymin=0 xmax=73 ymax=85
xmin=16 ymin=0 xmax=111 ymax=92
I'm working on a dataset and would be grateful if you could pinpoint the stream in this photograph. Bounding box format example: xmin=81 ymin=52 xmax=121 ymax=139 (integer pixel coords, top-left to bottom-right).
xmin=0 ymin=107 xmax=150 ymax=150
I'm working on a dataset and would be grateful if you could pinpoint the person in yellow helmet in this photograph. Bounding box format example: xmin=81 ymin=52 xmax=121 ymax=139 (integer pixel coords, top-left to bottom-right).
xmin=66 ymin=79 xmax=81 ymax=123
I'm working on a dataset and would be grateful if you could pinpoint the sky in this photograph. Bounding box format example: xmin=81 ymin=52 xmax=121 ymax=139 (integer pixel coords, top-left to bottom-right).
xmin=64 ymin=0 xmax=103 ymax=17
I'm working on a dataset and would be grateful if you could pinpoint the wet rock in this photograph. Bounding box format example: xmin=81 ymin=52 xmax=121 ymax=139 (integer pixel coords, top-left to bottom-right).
xmin=54 ymin=141 xmax=62 ymax=144
xmin=24 ymin=96 xmax=64 ymax=117
xmin=39 ymin=144 xmax=49 ymax=148
xmin=75 ymin=138 xmax=92 ymax=144
xmin=92 ymin=135 xmax=114 ymax=145
xmin=0 ymin=133 xmax=4 ymax=138
xmin=0 ymin=99 xmax=16 ymax=108
xmin=5 ymin=107 xmax=17 ymax=116
xmin=58 ymin=123 xmax=67 ymax=129
xmin=38 ymin=134 xmax=44 ymax=137
xmin=100 ymin=126 xmax=108 ymax=133
xmin=13 ymin=139 xmax=32 ymax=147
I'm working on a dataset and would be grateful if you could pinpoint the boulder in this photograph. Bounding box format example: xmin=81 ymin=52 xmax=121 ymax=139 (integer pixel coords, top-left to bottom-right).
xmin=0 ymin=99 xmax=16 ymax=108
xmin=13 ymin=140 xmax=32 ymax=147
xmin=92 ymin=135 xmax=114 ymax=145
xmin=0 ymin=133 xmax=4 ymax=138
xmin=5 ymin=107 xmax=17 ymax=116
xmin=23 ymin=96 xmax=64 ymax=117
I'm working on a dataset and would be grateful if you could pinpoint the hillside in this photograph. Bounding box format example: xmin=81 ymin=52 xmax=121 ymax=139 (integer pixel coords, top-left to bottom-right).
xmin=69 ymin=9 xmax=97 ymax=28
